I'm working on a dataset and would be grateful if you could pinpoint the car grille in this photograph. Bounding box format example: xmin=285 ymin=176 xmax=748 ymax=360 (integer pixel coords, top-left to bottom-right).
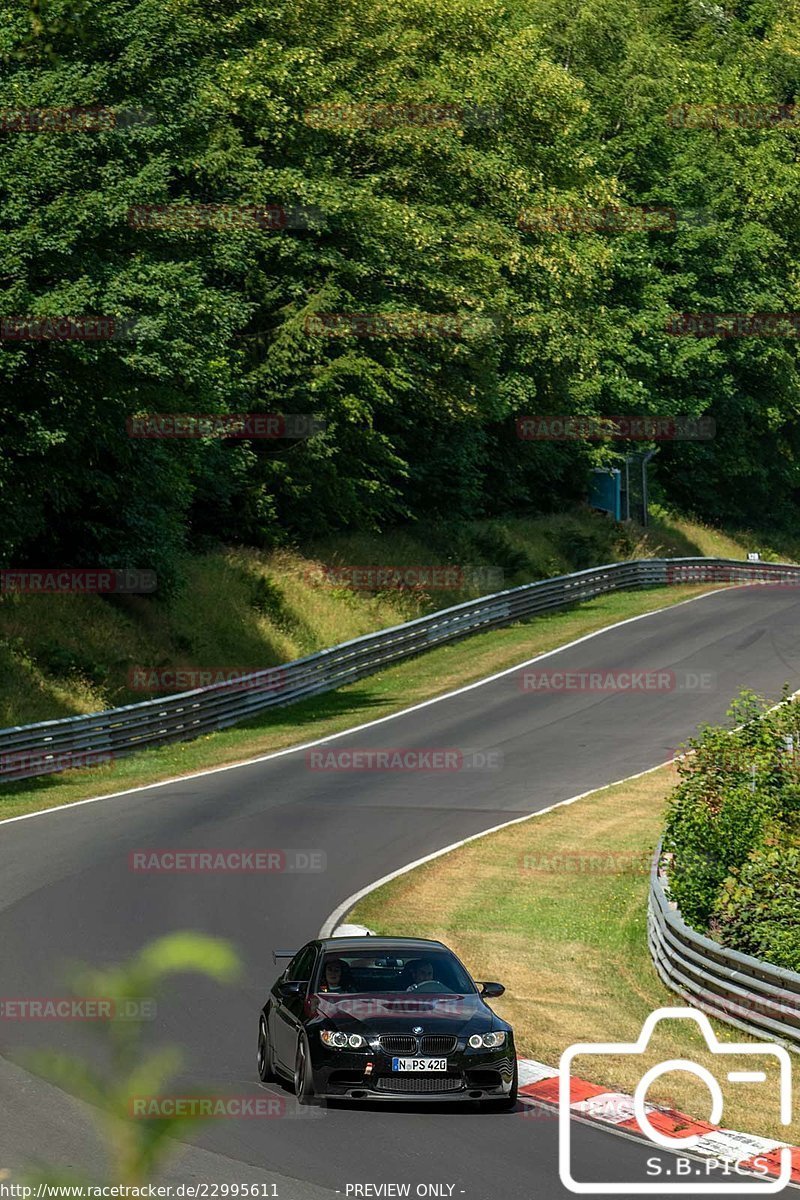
xmin=376 ymin=1034 xmax=459 ymax=1055
xmin=419 ymin=1035 xmax=458 ymax=1054
xmin=375 ymin=1076 xmax=463 ymax=1094
xmin=377 ymin=1035 xmax=417 ymax=1054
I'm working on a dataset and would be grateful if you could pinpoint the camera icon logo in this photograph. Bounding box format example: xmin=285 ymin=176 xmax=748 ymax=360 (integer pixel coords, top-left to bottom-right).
xmin=558 ymin=1007 xmax=793 ymax=1194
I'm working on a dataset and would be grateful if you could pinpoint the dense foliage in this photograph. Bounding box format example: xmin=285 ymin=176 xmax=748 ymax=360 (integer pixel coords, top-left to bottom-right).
xmin=662 ymin=690 xmax=800 ymax=970
xmin=714 ymin=844 xmax=800 ymax=971
xmin=2 ymin=0 xmax=800 ymax=588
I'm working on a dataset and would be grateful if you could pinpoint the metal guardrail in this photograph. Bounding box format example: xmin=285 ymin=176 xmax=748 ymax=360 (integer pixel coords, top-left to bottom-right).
xmin=648 ymin=845 xmax=800 ymax=1051
xmin=4 ymin=555 xmax=800 ymax=784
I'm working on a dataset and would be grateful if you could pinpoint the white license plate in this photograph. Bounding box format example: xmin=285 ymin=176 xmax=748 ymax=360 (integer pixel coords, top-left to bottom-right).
xmin=391 ymin=1057 xmax=447 ymax=1072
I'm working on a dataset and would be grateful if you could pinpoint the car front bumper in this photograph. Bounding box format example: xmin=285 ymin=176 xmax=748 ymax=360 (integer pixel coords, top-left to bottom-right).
xmin=309 ymin=1047 xmax=516 ymax=1102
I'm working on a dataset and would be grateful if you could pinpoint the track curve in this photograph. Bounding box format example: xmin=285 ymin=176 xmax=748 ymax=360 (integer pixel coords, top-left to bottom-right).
xmin=2 ymin=586 xmax=799 ymax=1198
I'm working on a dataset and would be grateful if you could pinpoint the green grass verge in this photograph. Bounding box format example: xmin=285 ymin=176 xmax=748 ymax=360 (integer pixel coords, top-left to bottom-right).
xmin=0 ymin=583 xmax=714 ymax=821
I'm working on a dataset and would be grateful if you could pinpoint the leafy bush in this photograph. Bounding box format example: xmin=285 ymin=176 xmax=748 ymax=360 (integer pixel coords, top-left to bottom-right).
xmin=34 ymin=642 xmax=111 ymax=687
xmin=713 ymin=845 xmax=800 ymax=972
xmin=662 ymin=782 xmax=779 ymax=929
xmin=551 ymin=518 xmax=616 ymax=572
xmin=468 ymin=524 xmax=532 ymax=582
xmin=661 ymin=691 xmax=800 ymax=969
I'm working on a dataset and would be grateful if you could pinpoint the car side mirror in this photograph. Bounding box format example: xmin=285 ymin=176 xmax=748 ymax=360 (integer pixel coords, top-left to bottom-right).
xmin=278 ymin=980 xmax=308 ymax=998
xmin=479 ymin=981 xmax=505 ymax=998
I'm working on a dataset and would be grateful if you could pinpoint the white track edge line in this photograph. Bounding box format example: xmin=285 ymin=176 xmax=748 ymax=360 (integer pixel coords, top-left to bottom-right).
xmin=318 ymin=759 xmax=670 ymax=936
xmin=0 ymin=585 xmax=728 ymax=828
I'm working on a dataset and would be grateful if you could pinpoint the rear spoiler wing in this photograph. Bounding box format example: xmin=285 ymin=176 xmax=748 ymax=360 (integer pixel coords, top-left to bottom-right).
xmin=272 ymin=949 xmax=296 ymax=964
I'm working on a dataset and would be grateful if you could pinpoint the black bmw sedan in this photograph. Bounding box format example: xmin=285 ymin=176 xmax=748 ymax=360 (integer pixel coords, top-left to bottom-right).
xmin=257 ymin=936 xmax=517 ymax=1107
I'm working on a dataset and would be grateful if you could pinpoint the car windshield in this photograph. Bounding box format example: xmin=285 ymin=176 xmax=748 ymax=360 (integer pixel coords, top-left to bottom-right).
xmin=315 ymin=949 xmax=475 ymax=994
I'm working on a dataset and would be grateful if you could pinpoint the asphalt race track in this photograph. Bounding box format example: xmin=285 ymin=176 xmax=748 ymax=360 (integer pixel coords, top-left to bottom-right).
xmin=2 ymin=585 xmax=800 ymax=1199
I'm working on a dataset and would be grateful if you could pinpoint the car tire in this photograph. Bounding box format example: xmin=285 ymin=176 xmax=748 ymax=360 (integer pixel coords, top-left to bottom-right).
xmin=480 ymin=1059 xmax=518 ymax=1111
xmin=257 ymin=1014 xmax=277 ymax=1083
xmin=294 ymin=1037 xmax=316 ymax=1105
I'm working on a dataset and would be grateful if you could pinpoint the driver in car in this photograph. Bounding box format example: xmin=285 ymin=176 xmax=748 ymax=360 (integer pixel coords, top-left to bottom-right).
xmin=406 ymin=960 xmax=435 ymax=989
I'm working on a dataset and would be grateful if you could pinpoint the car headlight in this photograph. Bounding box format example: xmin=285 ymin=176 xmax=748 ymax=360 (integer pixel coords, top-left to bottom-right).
xmin=468 ymin=1031 xmax=506 ymax=1049
xmin=320 ymin=1030 xmax=367 ymax=1049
